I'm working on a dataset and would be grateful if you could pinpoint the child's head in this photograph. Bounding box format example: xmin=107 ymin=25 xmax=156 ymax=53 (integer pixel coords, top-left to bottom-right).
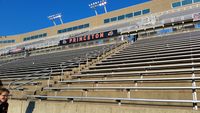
xmin=0 ymin=88 xmax=10 ymax=103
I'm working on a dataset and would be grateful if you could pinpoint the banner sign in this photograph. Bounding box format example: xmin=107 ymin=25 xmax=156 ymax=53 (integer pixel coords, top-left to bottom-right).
xmin=59 ymin=30 xmax=118 ymax=45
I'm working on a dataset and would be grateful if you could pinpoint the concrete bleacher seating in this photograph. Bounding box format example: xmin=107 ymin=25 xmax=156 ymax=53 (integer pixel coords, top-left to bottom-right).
xmin=26 ymin=31 xmax=200 ymax=110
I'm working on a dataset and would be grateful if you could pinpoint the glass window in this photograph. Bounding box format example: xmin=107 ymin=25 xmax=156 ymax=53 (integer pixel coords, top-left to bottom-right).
xmin=28 ymin=37 xmax=31 ymax=40
xmin=194 ymin=0 xmax=200 ymax=2
xmin=35 ymin=36 xmax=38 ymax=39
xmin=79 ymin=25 xmax=84 ymax=29
xmin=118 ymin=15 xmax=125 ymax=20
xmin=43 ymin=33 xmax=47 ymax=37
xmin=73 ymin=26 xmax=78 ymax=30
xmin=68 ymin=27 xmax=73 ymax=31
xmin=84 ymin=23 xmax=90 ymax=28
xmin=111 ymin=17 xmax=117 ymax=22
xmin=58 ymin=30 xmax=62 ymax=34
xmin=64 ymin=29 xmax=68 ymax=33
xmin=172 ymin=2 xmax=181 ymax=8
xmin=39 ymin=34 xmax=43 ymax=37
xmin=182 ymin=0 xmax=193 ymax=5
xmin=31 ymin=36 xmax=34 ymax=39
xmin=134 ymin=11 xmax=142 ymax=16
xmin=104 ymin=18 xmax=110 ymax=23
xmin=125 ymin=13 xmax=133 ymax=18
xmin=142 ymin=9 xmax=150 ymax=14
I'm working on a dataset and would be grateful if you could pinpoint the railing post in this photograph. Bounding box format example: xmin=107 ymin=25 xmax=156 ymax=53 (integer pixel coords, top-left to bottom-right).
xmin=60 ymin=64 xmax=64 ymax=81
xmin=47 ymin=68 xmax=52 ymax=87
xmin=126 ymin=89 xmax=131 ymax=98
xmin=192 ymin=71 xmax=198 ymax=110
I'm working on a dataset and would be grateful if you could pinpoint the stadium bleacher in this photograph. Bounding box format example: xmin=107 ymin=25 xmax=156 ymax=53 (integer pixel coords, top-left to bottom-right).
xmin=24 ymin=30 xmax=200 ymax=110
xmin=0 ymin=43 xmax=122 ymax=92
xmin=2 ymin=1 xmax=200 ymax=113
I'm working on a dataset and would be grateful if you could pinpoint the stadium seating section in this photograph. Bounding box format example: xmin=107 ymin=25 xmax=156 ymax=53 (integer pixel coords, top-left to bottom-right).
xmin=1 ymin=30 xmax=199 ymax=110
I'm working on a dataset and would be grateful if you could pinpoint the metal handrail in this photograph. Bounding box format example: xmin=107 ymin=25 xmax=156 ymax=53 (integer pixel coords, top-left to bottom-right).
xmin=59 ymin=77 xmax=200 ymax=83
xmin=26 ymin=95 xmax=200 ymax=110
xmin=13 ymin=71 xmax=51 ymax=90
xmin=8 ymin=67 xmax=50 ymax=89
xmin=43 ymin=86 xmax=200 ymax=91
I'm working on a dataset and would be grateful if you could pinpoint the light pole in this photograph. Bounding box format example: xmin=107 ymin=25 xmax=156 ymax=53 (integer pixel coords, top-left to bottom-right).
xmin=89 ymin=0 xmax=108 ymax=16
xmin=48 ymin=13 xmax=64 ymax=26
xmin=89 ymin=2 xmax=99 ymax=15
xmin=99 ymin=0 xmax=107 ymax=13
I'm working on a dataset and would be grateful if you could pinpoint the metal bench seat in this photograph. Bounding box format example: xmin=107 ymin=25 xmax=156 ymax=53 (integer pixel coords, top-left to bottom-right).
xmin=91 ymin=57 xmax=200 ymax=70
xmin=59 ymin=77 xmax=200 ymax=84
xmin=81 ymin=63 xmax=200 ymax=74
xmin=1 ymin=76 xmax=50 ymax=81
xmin=0 ymin=64 xmax=77 ymax=75
xmin=72 ymin=68 xmax=200 ymax=78
xmin=98 ymin=53 xmax=200 ymax=66
xmin=104 ymin=48 xmax=200 ymax=62
xmin=113 ymin=43 xmax=200 ymax=58
xmin=27 ymin=95 xmax=200 ymax=105
xmin=0 ymin=62 xmax=79 ymax=73
xmin=125 ymin=37 xmax=200 ymax=52
xmin=2 ymin=81 xmax=40 ymax=85
xmin=44 ymin=86 xmax=200 ymax=91
xmin=130 ymin=36 xmax=200 ymax=49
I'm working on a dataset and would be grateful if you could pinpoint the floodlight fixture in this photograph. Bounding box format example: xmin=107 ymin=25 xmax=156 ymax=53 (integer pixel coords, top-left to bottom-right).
xmin=48 ymin=13 xmax=63 ymax=26
xmin=89 ymin=0 xmax=108 ymax=16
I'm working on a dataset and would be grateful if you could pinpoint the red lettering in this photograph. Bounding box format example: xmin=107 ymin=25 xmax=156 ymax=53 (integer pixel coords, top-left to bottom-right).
xmin=100 ymin=32 xmax=104 ymax=38
xmin=87 ymin=35 xmax=91 ymax=40
xmin=73 ymin=38 xmax=76 ymax=43
xmin=83 ymin=36 xmax=87 ymax=41
xmin=69 ymin=38 xmax=73 ymax=43
xmin=95 ymin=33 xmax=99 ymax=39
xmin=79 ymin=37 xmax=83 ymax=42
xmin=91 ymin=34 xmax=95 ymax=39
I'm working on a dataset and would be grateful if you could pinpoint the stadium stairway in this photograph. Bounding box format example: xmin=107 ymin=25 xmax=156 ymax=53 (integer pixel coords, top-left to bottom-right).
xmin=28 ymin=31 xmax=200 ymax=110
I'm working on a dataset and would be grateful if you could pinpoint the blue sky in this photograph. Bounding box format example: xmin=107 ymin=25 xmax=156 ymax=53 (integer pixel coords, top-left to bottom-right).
xmin=0 ymin=0 xmax=149 ymax=36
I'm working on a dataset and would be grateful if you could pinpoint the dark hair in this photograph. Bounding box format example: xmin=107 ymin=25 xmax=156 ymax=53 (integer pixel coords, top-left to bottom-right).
xmin=0 ymin=88 xmax=10 ymax=95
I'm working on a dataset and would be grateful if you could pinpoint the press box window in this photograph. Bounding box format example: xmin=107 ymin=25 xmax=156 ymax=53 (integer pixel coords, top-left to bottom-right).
xmin=134 ymin=11 xmax=142 ymax=16
xmin=43 ymin=33 xmax=47 ymax=37
xmin=118 ymin=15 xmax=125 ymax=20
xmin=79 ymin=25 xmax=84 ymax=29
xmin=83 ymin=24 xmax=89 ymax=28
xmin=142 ymin=9 xmax=150 ymax=14
xmin=73 ymin=26 xmax=78 ymax=30
xmin=172 ymin=2 xmax=181 ymax=8
xmin=182 ymin=0 xmax=193 ymax=6
xmin=104 ymin=19 xmax=110 ymax=23
xmin=194 ymin=0 xmax=200 ymax=3
xmin=58 ymin=30 xmax=62 ymax=34
xmin=125 ymin=13 xmax=133 ymax=18
xmin=68 ymin=28 xmax=73 ymax=31
xmin=39 ymin=34 xmax=43 ymax=38
xmin=111 ymin=17 xmax=117 ymax=22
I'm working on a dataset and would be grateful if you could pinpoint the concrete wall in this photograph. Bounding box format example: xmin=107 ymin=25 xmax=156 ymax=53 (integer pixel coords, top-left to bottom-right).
xmin=8 ymin=99 xmax=200 ymax=113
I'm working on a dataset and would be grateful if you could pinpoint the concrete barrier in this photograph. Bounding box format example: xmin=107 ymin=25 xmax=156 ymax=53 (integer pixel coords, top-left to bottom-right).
xmin=8 ymin=99 xmax=200 ymax=113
